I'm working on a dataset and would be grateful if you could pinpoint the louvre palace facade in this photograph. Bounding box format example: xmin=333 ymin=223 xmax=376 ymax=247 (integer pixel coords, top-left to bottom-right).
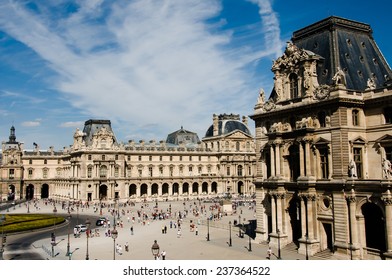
xmin=0 ymin=114 xmax=256 ymax=205
xmin=250 ymin=16 xmax=392 ymax=260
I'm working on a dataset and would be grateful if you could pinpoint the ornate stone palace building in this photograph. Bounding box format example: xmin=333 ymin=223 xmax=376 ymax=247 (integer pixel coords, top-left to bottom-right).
xmin=250 ymin=16 xmax=392 ymax=260
xmin=0 ymin=114 xmax=256 ymax=204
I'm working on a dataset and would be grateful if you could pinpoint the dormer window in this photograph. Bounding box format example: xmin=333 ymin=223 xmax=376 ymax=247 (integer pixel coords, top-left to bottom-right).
xmin=289 ymin=73 xmax=299 ymax=99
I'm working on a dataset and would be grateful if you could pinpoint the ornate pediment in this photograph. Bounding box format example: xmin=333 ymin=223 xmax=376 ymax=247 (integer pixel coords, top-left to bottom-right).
xmin=272 ymin=42 xmax=318 ymax=71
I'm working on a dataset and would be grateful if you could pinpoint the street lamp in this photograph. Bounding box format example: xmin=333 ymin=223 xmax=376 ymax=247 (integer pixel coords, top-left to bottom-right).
xmin=51 ymin=205 xmax=58 ymax=257
xmin=27 ymin=188 xmax=30 ymax=213
xmin=151 ymin=240 xmax=160 ymax=260
xmin=228 ymin=221 xmax=232 ymax=247
xmin=66 ymin=211 xmax=71 ymax=257
xmin=112 ymin=227 xmax=118 ymax=260
xmin=277 ymin=229 xmax=281 ymax=259
xmin=206 ymin=218 xmax=210 ymax=241
xmin=85 ymin=218 xmax=91 ymax=260
xmin=305 ymin=234 xmax=309 ymax=260
xmin=69 ymin=247 xmax=79 ymax=260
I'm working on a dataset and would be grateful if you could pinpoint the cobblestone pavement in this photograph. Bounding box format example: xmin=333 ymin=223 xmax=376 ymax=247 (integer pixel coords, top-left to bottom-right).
xmin=1 ymin=199 xmax=341 ymax=260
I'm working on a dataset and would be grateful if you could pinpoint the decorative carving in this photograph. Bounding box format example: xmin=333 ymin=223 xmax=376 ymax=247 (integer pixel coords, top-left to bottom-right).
xmin=314 ymin=84 xmax=331 ymax=100
xmin=296 ymin=117 xmax=314 ymax=129
xmin=256 ymin=88 xmax=265 ymax=106
xmin=263 ymin=100 xmax=276 ymax=112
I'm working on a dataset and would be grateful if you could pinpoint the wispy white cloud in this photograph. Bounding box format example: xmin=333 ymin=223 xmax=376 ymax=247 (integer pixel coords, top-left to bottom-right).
xmin=59 ymin=121 xmax=84 ymax=128
xmin=22 ymin=121 xmax=41 ymax=127
xmin=0 ymin=0 xmax=282 ymax=143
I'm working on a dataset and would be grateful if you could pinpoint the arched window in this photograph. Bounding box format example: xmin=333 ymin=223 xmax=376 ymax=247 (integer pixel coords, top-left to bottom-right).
xmin=289 ymin=73 xmax=299 ymax=99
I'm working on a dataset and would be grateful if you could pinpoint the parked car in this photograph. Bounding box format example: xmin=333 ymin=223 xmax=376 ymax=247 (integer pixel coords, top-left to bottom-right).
xmin=74 ymin=224 xmax=87 ymax=232
xmin=96 ymin=217 xmax=106 ymax=226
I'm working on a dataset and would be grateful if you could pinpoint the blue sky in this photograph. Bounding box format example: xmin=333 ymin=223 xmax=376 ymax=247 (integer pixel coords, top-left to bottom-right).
xmin=0 ymin=0 xmax=390 ymax=150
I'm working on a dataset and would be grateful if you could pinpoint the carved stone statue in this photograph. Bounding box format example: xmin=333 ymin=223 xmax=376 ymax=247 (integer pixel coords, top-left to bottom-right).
xmin=332 ymin=67 xmax=346 ymax=87
xmin=257 ymin=88 xmax=266 ymax=105
xmin=348 ymin=159 xmax=357 ymax=178
xmin=382 ymin=158 xmax=392 ymax=178
xmin=366 ymin=78 xmax=376 ymax=90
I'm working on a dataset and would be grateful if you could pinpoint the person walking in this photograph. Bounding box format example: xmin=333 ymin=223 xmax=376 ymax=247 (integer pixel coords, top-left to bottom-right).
xmin=161 ymin=250 xmax=166 ymax=260
xmin=267 ymin=247 xmax=272 ymax=259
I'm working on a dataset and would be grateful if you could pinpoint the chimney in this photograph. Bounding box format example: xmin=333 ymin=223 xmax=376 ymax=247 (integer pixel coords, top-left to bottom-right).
xmin=213 ymin=114 xmax=219 ymax=136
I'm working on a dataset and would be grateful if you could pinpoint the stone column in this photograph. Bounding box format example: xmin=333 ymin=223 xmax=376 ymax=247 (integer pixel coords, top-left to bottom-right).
xmin=271 ymin=194 xmax=277 ymax=233
xmin=383 ymin=191 xmax=392 ymax=252
xmin=304 ymin=140 xmax=311 ymax=176
xmin=270 ymin=146 xmax=275 ymax=177
xmin=299 ymin=142 xmax=305 ymax=177
xmin=347 ymin=189 xmax=358 ymax=246
xmin=276 ymin=194 xmax=282 ymax=232
xmin=300 ymin=196 xmax=306 ymax=237
xmin=274 ymin=140 xmax=282 ymax=177
xmin=306 ymin=194 xmax=315 ymax=239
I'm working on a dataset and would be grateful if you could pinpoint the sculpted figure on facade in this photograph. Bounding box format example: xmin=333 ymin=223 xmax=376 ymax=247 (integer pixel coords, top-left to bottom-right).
xmin=366 ymin=77 xmax=376 ymax=90
xmin=382 ymin=158 xmax=392 ymax=179
xmin=274 ymin=75 xmax=283 ymax=101
xmin=348 ymin=159 xmax=357 ymax=178
xmin=332 ymin=67 xmax=346 ymax=87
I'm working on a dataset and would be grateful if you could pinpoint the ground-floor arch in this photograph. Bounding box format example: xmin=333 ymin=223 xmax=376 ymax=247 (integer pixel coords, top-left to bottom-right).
xmin=41 ymin=184 xmax=49 ymax=199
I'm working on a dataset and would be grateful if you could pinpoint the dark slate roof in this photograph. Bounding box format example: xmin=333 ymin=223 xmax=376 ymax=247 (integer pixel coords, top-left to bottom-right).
xmin=204 ymin=115 xmax=252 ymax=138
xmin=82 ymin=119 xmax=117 ymax=146
xmin=291 ymin=16 xmax=392 ymax=91
xmin=166 ymin=127 xmax=200 ymax=146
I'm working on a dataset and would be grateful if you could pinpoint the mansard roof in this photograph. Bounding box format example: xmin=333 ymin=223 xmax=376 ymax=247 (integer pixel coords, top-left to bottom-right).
xmin=166 ymin=126 xmax=200 ymax=146
xmin=291 ymin=16 xmax=392 ymax=91
xmin=82 ymin=119 xmax=117 ymax=147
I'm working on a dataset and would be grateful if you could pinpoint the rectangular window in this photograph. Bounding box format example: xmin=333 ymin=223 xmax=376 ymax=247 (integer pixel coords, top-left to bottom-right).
xmin=353 ymin=147 xmax=363 ymax=179
xmin=87 ymin=167 xmax=92 ymax=178
xmin=149 ymin=167 xmax=153 ymax=177
xmin=43 ymin=169 xmax=48 ymax=179
xmin=138 ymin=169 xmax=142 ymax=177
xmin=114 ymin=167 xmax=119 ymax=177
xmin=115 ymin=155 xmax=118 ymax=160
xmin=227 ymin=166 xmax=230 ymax=176
xmin=170 ymin=166 xmax=174 ymax=177
xmin=319 ymin=148 xmax=329 ymax=179
xmin=352 ymin=109 xmax=360 ymax=126
xmin=159 ymin=167 xmax=163 ymax=176
xmin=28 ymin=169 xmax=33 ymax=179
xmin=88 ymin=155 xmax=92 ymax=160
xmin=138 ymin=156 xmax=142 ymax=161
xmin=9 ymin=169 xmax=14 ymax=179
xmin=127 ymin=155 xmax=131 ymax=161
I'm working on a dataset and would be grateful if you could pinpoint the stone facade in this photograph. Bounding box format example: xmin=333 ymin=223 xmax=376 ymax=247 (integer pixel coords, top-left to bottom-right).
xmin=250 ymin=16 xmax=392 ymax=260
xmin=0 ymin=114 xmax=256 ymax=205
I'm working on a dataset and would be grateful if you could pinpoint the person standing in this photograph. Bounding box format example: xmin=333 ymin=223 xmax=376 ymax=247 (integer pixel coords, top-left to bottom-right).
xmin=161 ymin=250 xmax=166 ymax=260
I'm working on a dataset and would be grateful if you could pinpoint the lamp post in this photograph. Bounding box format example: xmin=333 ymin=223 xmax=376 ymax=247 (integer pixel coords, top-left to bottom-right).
xmin=305 ymin=234 xmax=309 ymax=260
xmin=151 ymin=240 xmax=160 ymax=260
xmin=277 ymin=229 xmax=281 ymax=259
xmin=27 ymin=188 xmax=30 ymax=213
xmin=66 ymin=211 xmax=71 ymax=257
xmin=51 ymin=204 xmax=57 ymax=257
xmin=228 ymin=221 xmax=232 ymax=247
xmin=112 ymin=227 xmax=118 ymax=260
xmin=206 ymin=218 xmax=210 ymax=241
xmin=69 ymin=247 xmax=79 ymax=260
xmin=85 ymin=218 xmax=91 ymax=260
